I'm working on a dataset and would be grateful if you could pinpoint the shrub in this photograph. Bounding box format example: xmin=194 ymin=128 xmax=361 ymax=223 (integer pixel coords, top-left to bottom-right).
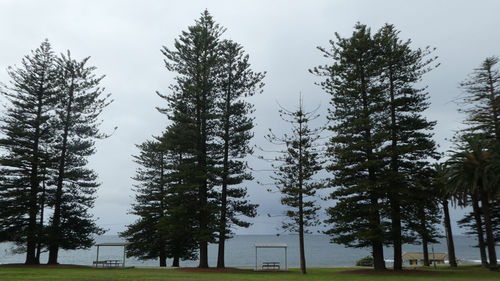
xmin=356 ymin=256 xmax=374 ymax=267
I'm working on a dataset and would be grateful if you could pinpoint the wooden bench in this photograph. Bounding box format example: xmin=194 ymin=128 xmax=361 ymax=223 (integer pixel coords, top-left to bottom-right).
xmin=262 ymin=261 xmax=280 ymax=270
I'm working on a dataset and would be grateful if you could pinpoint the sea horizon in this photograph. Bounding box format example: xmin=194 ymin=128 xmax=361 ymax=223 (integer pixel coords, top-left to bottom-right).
xmin=2 ymin=234 xmax=499 ymax=268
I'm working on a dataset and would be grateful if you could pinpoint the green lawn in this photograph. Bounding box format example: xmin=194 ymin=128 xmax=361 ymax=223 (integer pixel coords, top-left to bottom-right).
xmin=0 ymin=266 xmax=498 ymax=281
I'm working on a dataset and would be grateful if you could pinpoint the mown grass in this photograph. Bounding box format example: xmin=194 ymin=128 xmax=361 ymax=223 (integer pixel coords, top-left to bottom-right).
xmin=0 ymin=265 xmax=498 ymax=281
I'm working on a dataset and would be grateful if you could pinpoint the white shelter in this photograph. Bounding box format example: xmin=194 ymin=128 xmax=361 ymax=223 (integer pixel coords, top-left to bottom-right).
xmin=94 ymin=242 xmax=130 ymax=267
xmin=254 ymin=243 xmax=288 ymax=271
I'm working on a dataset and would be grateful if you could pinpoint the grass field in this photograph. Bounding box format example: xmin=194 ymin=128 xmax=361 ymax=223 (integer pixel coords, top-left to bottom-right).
xmin=0 ymin=265 xmax=498 ymax=281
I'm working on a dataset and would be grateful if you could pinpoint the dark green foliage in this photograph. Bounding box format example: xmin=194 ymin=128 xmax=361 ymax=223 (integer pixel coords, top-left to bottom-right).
xmin=458 ymin=202 xmax=500 ymax=243
xmin=121 ymin=137 xmax=197 ymax=267
xmin=459 ymin=56 xmax=500 ymax=142
xmin=447 ymin=136 xmax=499 ymax=269
xmin=0 ymin=40 xmax=58 ymax=264
xmin=265 ymin=100 xmax=323 ymax=233
xmin=157 ymin=10 xmax=224 ymax=268
xmin=215 ymin=39 xmax=264 ymax=268
xmin=405 ymin=167 xmax=443 ymax=266
xmin=375 ymin=24 xmax=438 ymax=270
xmin=265 ymin=98 xmax=324 ymax=274
xmin=0 ymin=40 xmax=110 ymax=265
xmin=47 ymin=51 xmax=110 ymax=264
xmin=313 ymin=23 xmax=438 ymax=270
xmin=312 ymin=24 xmax=388 ymax=270
xmin=356 ymin=256 xmax=374 ymax=267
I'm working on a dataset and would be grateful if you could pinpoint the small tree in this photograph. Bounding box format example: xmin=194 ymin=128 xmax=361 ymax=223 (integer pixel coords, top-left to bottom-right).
xmin=121 ymin=136 xmax=197 ymax=267
xmin=264 ymin=97 xmax=323 ymax=274
xmin=406 ymin=167 xmax=442 ymax=266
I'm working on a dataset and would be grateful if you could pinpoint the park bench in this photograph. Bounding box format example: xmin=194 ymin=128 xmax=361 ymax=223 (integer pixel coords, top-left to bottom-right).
xmin=93 ymin=260 xmax=122 ymax=268
xmin=262 ymin=261 xmax=280 ymax=270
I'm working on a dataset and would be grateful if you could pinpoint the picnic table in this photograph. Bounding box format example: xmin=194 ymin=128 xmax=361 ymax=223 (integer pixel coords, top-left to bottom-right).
xmin=93 ymin=259 xmax=123 ymax=268
xmin=262 ymin=261 xmax=280 ymax=270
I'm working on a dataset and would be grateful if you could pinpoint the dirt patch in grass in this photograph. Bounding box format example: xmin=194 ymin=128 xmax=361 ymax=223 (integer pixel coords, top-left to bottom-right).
xmin=177 ymin=267 xmax=246 ymax=273
xmin=0 ymin=263 xmax=89 ymax=268
xmin=339 ymin=268 xmax=441 ymax=275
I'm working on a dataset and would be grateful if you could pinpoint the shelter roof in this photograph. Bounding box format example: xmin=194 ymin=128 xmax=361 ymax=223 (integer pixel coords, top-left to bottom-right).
xmin=254 ymin=243 xmax=288 ymax=248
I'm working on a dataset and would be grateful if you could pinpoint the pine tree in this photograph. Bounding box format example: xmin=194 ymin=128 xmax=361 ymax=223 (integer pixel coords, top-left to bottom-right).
xmin=264 ymin=97 xmax=324 ymax=274
xmin=215 ymin=39 xmax=264 ymax=268
xmin=158 ymin=10 xmax=223 ymax=268
xmin=121 ymin=139 xmax=170 ymax=266
xmin=459 ymin=56 xmax=500 ymax=142
xmin=121 ymin=136 xmax=197 ymax=267
xmin=312 ymin=24 xmax=388 ymax=270
xmin=0 ymin=40 xmax=57 ymax=264
xmin=405 ymin=167 xmax=442 ymax=266
xmin=455 ymin=57 xmax=500 ymax=270
xmin=374 ymin=24 xmax=438 ymax=270
xmin=47 ymin=51 xmax=110 ymax=264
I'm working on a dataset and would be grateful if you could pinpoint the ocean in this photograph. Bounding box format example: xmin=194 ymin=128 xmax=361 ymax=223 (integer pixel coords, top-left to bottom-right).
xmin=1 ymin=235 xmax=498 ymax=267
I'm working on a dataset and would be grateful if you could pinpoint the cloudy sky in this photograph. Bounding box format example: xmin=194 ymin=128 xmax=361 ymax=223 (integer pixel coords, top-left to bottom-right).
xmin=1 ymin=0 xmax=499 ymax=235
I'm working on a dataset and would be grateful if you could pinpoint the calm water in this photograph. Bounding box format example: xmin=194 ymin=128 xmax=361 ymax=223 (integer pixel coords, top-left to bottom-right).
xmin=1 ymin=235 xmax=498 ymax=267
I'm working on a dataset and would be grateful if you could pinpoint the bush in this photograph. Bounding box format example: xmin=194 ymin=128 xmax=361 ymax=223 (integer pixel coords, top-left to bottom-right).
xmin=356 ymin=256 xmax=374 ymax=267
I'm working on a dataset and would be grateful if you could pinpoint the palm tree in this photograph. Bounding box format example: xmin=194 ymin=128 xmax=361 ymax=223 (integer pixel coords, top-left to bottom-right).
xmin=432 ymin=163 xmax=457 ymax=267
xmin=447 ymin=137 xmax=498 ymax=270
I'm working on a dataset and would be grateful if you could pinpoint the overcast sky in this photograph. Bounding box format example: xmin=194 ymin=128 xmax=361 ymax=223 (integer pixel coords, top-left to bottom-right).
xmin=1 ymin=0 xmax=499 ymax=236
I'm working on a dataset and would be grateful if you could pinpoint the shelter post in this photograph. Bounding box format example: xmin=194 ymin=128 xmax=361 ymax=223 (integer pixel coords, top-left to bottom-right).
xmin=255 ymin=246 xmax=258 ymax=270
xmin=285 ymin=247 xmax=287 ymax=270
xmin=123 ymin=245 xmax=126 ymax=267
xmin=96 ymin=245 xmax=100 ymax=266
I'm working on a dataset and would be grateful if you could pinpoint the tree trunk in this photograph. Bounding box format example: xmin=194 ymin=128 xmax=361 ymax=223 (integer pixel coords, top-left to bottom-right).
xmin=442 ymin=199 xmax=457 ymax=267
xmin=372 ymin=242 xmax=386 ymax=270
xmin=197 ymin=89 xmax=209 ymax=269
xmin=472 ymin=196 xmax=489 ymax=267
xmin=418 ymin=204 xmax=430 ymax=266
xmin=298 ymin=180 xmax=306 ymax=274
xmin=390 ymin=198 xmax=402 ymax=270
xmin=480 ymin=190 xmax=498 ymax=270
xmin=199 ymin=241 xmax=208 ymax=268
xmin=422 ymin=239 xmax=430 ymax=266
xmin=360 ymin=67 xmax=386 ymax=271
xmin=159 ymin=248 xmax=166 ymax=267
xmin=172 ymin=256 xmax=180 ymax=267
xmin=35 ymin=175 xmax=47 ymax=264
xmin=388 ymin=68 xmax=402 ymax=271
xmin=217 ymin=84 xmax=231 ymax=269
xmin=26 ymin=87 xmax=44 ymax=265
xmin=371 ymin=195 xmax=386 ymax=271
xmin=299 ymin=206 xmax=306 ymax=274
xmin=48 ymin=78 xmax=74 ymax=265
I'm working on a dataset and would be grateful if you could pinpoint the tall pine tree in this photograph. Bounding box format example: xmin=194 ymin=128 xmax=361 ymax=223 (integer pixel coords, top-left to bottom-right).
xmin=215 ymin=39 xmax=264 ymax=268
xmin=312 ymin=24 xmax=388 ymax=270
xmin=455 ymin=57 xmax=500 ymax=270
xmin=375 ymin=24 xmax=438 ymax=270
xmin=0 ymin=40 xmax=57 ymax=264
xmin=158 ymin=10 xmax=223 ymax=268
xmin=47 ymin=51 xmax=110 ymax=264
